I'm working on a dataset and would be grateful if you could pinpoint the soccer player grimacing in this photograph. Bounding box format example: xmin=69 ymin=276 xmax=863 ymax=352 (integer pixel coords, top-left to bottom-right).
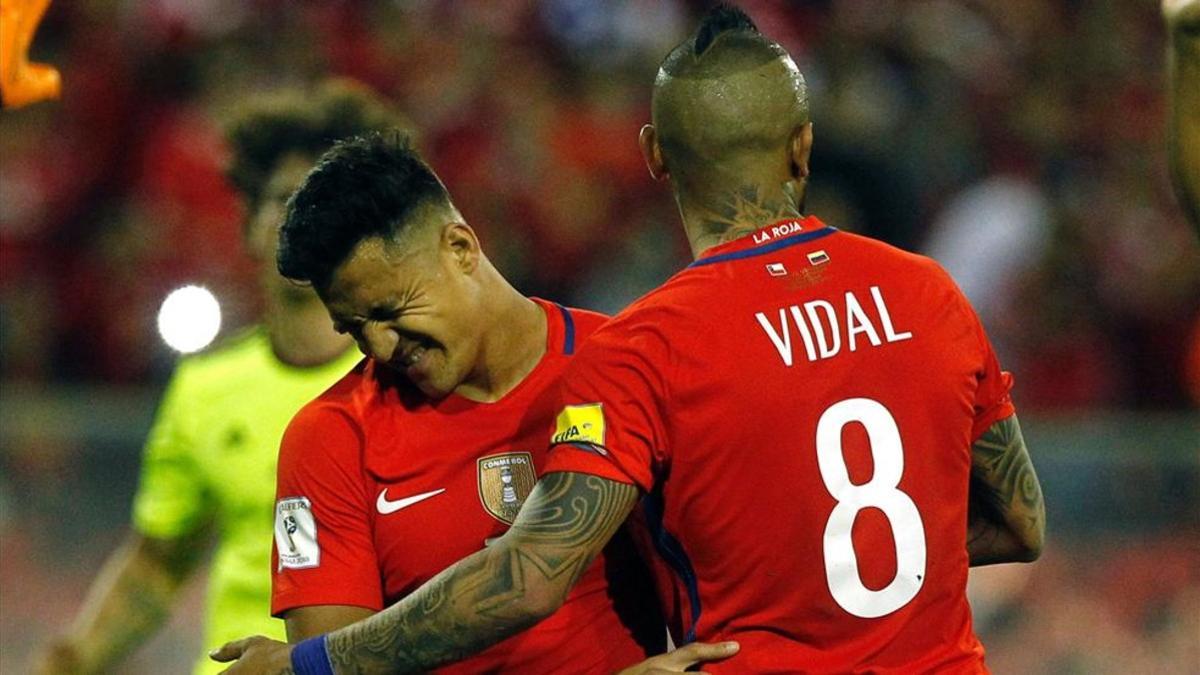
xmin=214 ymin=6 xmax=1046 ymax=674
xmin=235 ymin=131 xmax=733 ymax=675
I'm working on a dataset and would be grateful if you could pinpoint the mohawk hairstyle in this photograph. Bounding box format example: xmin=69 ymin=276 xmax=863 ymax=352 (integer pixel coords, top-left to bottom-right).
xmin=277 ymin=130 xmax=450 ymax=288
xmin=651 ymin=4 xmax=807 ymax=175
xmin=694 ymin=4 xmax=760 ymax=55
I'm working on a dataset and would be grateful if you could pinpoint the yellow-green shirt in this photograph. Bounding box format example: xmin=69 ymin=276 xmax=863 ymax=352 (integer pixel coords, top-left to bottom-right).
xmin=131 ymin=328 xmax=361 ymax=675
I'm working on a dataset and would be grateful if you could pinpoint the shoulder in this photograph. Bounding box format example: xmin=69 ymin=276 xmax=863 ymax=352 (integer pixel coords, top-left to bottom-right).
xmin=169 ymin=327 xmax=270 ymax=394
xmin=835 ymin=231 xmax=986 ymax=341
xmin=835 ymin=230 xmax=958 ymax=282
xmin=569 ymin=287 xmax=683 ymax=370
xmin=601 ymin=274 xmax=697 ymax=337
xmin=828 ymin=231 xmax=973 ymax=316
xmin=293 ymin=360 xmax=372 ymax=426
xmin=278 ymin=405 xmax=363 ymax=489
xmin=561 ymin=304 xmax=610 ymax=343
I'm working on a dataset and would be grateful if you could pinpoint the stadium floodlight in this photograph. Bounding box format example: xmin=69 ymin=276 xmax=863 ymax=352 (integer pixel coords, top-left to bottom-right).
xmin=157 ymin=285 xmax=222 ymax=354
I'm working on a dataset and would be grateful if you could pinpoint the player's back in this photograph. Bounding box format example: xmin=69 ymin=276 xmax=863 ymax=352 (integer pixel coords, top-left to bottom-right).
xmin=589 ymin=217 xmax=1005 ymax=673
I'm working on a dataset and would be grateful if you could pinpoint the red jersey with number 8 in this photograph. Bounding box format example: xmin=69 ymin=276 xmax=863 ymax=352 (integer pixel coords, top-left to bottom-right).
xmin=545 ymin=217 xmax=1013 ymax=674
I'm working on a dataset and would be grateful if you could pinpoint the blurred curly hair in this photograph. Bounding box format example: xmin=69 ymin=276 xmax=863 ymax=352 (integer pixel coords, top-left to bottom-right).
xmin=224 ymin=79 xmax=411 ymax=219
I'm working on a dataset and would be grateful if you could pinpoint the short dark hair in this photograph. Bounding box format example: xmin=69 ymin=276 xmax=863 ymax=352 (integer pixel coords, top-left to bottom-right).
xmin=277 ymin=131 xmax=451 ymax=287
xmin=224 ymin=79 xmax=410 ymax=214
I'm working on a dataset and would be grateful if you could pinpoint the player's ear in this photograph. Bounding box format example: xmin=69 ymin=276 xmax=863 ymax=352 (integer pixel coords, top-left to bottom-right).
xmin=639 ymin=124 xmax=669 ymax=181
xmin=442 ymin=221 xmax=481 ymax=275
xmin=789 ymin=122 xmax=813 ymax=180
xmin=244 ymin=206 xmax=282 ymax=263
xmin=243 ymin=221 xmax=270 ymax=263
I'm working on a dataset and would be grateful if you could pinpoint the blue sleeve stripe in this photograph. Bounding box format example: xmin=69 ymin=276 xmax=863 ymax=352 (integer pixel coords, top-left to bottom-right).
xmin=555 ymin=303 xmax=576 ymax=355
xmin=644 ymin=488 xmax=702 ymax=644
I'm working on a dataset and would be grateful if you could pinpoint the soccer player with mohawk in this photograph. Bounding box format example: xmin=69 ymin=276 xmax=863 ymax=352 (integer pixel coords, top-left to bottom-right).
xmin=216 ymin=6 xmax=1045 ymax=674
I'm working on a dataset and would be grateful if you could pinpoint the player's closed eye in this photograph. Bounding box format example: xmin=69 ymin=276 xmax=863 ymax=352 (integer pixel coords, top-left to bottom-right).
xmin=368 ymin=307 xmax=401 ymax=322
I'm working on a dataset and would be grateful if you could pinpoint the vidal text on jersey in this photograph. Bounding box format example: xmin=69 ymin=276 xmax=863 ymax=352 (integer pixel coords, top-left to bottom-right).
xmin=755 ymin=286 xmax=913 ymax=365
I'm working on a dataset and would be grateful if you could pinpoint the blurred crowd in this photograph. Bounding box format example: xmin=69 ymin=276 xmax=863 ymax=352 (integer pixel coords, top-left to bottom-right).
xmin=1 ymin=0 xmax=1198 ymax=408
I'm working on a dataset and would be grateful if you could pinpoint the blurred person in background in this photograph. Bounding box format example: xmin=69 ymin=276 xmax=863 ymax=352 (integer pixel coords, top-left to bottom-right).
xmin=1165 ymin=0 xmax=1200 ymax=234
xmin=214 ymin=6 xmax=1044 ymax=674
xmin=1165 ymin=0 xmax=1200 ymax=404
xmin=33 ymin=80 xmax=406 ymax=675
xmin=1164 ymin=0 xmax=1200 ymax=405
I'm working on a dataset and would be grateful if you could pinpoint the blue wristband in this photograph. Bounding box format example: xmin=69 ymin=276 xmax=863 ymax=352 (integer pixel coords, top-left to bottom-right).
xmin=291 ymin=634 xmax=335 ymax=675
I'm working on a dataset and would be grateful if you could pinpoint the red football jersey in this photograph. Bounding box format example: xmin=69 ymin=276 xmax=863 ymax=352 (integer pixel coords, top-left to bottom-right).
xmin=545 ymin=217 xmax=1014 ymax=674
xmin=272 ymin=298 xmax=664 ymax=674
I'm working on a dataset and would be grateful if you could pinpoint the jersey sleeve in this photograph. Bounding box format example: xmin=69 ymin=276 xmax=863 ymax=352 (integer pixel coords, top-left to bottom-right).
xmin=954 ymin=286 xmax=1017 ymax=440
xmin=543 ymin=320 xmax=670 ymax=492
xmin=271 ymin=403 xmax=383 ymax=617
xmin=132 ymin=363 xmax=216 ymax=539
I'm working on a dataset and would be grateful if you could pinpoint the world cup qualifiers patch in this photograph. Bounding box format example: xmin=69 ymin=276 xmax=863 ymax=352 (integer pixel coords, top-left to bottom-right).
xmin=552 ymin=402 xmax=606 ymax=448
xmin=275 ymin=496 xmax=319 ymax=571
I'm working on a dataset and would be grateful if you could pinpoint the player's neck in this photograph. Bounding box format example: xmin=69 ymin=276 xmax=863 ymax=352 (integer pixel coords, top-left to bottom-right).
xmin=676 ymin=179 xmax=805 ymax=259
xmin=264 ymin=293 xmax=354 ymax=368
xmin=454 ymin=266 xmax=548 ymax=403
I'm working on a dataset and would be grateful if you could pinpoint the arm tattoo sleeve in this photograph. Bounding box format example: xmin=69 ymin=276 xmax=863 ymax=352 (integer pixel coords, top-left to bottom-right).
xmin=967 ymin=415 xmax=1046 ymax=566
xmin=323 ymin=472 xmax=639 ymax=675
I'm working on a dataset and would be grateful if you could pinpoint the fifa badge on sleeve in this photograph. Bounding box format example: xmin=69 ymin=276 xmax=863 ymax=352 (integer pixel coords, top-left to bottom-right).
xmin=552 ymin=402 xmax=607 ymax=447
xmin=275 ymin=496 xmax=320 ymax=570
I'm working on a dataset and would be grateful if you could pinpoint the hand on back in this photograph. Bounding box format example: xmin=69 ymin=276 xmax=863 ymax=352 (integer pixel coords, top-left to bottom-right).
xmin=618 ymin=641 xmax=740 ymax=675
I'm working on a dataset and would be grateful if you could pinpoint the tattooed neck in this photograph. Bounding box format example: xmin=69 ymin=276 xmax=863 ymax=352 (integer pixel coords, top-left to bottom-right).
xmin=683 ymin=183 xmax=805 ymax=256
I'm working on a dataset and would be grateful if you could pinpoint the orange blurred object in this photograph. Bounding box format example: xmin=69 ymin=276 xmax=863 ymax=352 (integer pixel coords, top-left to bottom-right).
xmin=0 ymin=0 xmax=61 ymax=109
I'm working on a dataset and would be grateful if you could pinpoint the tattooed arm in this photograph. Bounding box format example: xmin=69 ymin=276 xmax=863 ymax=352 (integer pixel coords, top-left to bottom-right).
xmin=1166 ymin=0 xmax=1200 ymax=232
xmin=213 ymin=471 xmax=639 ymax=674
xmin=326 ymin=472 xmax=637 ymax=673
xmin=966 ymin=415 xmax=1046 ymax=566
xmin=34 ymin=529 xmax=211 ymax=674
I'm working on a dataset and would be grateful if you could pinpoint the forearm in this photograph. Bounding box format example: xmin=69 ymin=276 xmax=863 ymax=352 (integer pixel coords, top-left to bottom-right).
xmin=1168 ymin=14 xmax=1200 ymax=228
xmin=966 ymin=487 xmax=1040 ymax=566
xmin=967 ymin=416 xmax=1046 ymax=566
xmin=322 ymin=542 xmax=559 ymax=674
xmin=285 ymin=606 xmax=374 ymax=643
xmin=320 ymin=473 xmax=636 ymax=675
xmin=51 ymin=533 xmax=199 ymax=672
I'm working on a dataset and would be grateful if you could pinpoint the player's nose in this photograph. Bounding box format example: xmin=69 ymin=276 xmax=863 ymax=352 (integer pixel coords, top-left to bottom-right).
xmin=360 ymin=323 xmax=400 ymax=363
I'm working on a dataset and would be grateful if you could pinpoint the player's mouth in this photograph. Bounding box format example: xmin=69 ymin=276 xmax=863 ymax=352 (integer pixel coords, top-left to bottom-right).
xmin=403 ymin=346 xmax=426 ymax=367
xmin=395 ymin=338 xmax=439 ymax=378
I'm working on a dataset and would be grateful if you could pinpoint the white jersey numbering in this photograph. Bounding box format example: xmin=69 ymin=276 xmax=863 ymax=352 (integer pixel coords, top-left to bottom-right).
xmin=755 ymin=286 xmax=913 ymax=366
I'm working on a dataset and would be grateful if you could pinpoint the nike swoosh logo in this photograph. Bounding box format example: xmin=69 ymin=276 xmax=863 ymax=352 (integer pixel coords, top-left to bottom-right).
xmin=376 ymin=488 xmax=446 ymax=515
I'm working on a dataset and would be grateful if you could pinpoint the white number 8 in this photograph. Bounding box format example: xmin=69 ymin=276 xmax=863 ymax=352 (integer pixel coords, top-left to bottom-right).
xmin=816 ymin=398 xmax=926 ymax=618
